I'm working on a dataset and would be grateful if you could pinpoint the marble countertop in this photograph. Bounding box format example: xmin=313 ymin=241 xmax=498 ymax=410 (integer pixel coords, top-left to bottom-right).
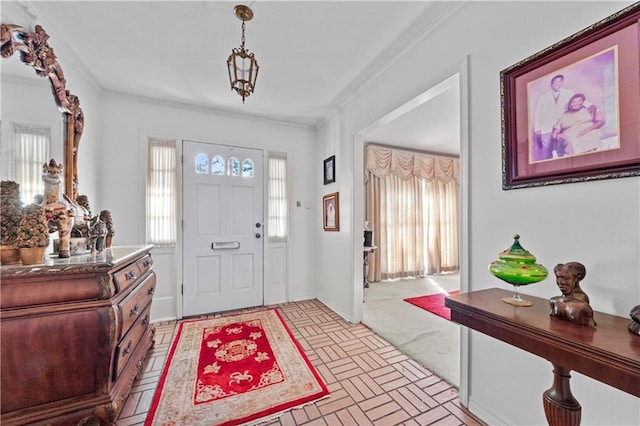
xmin=1 ymin=245 xmax=153 ymax=277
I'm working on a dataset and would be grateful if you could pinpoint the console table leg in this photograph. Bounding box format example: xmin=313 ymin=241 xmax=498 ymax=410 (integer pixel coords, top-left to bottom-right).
xmin=543 ymin=364 xmax=581 ymax=426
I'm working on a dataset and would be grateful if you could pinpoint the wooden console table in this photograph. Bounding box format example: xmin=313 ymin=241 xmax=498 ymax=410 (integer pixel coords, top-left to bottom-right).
xmin=1 ymin=245 xmax=156 ymax=425
xmin=445 ymin=288 xmax=639 ymax=425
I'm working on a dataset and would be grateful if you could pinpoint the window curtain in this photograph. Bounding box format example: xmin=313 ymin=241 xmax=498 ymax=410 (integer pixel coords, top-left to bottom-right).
xmin=267 ymin=152 xmax=288 ymax=243
xmin=364 ymin=145 xmax=459 ymax=281
xmin=146 ymin=138 xmax=177 ymax=248
xmin=14 ymin=124 xmax=50 ymax=204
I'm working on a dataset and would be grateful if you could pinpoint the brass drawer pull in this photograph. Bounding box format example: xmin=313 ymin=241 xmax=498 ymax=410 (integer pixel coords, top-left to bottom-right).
xmin=143 ymin=315 xmax=149 ymax=326
xmin=143 ymin=259 xmax=151 ymax=267
xmin=122 ymin=341 xmax=132 ymax=356
xmin=147 ymin=286 xmax=155 ymax=296
xmin=130 ymin=304 xmax=139 ymax=317
xmin=125 ymin=270 xmax=136 ymax=280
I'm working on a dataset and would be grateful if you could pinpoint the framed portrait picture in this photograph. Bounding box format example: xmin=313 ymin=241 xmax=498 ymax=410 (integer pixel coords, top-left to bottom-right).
xmin=323 ymin=155 xmax=336 ymax=185
xmin=501 ymin=3 xmax=640 ymax=189
xmin=322 ymin=192 xmax=339 ymax=231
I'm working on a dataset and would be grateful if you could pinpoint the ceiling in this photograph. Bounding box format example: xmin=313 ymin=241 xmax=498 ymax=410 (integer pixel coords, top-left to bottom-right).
xmin=2 ymin=1 xmax=460 ymax=155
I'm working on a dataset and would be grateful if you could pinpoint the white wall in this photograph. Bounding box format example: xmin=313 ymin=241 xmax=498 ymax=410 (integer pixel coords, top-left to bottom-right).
xmin=316 ymin=1 xmax=639 ymax=425
xmin=99 ymin=94 xmax=317 ymax=320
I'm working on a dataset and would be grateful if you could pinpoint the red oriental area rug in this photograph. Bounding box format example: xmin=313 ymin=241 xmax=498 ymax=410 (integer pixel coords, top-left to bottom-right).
xmin=404 ymin=291 xmax=460 ymax=321
xmin=145 ymin=309 xmax=329 ymax=426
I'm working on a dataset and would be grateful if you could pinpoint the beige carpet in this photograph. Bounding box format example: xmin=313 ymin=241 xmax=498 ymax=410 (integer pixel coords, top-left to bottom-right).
xmin=363 ymin=273 xmax=460 ymax=387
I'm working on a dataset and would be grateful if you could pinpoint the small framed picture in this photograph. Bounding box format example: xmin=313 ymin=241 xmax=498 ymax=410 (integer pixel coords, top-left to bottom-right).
xmin=323 ymin=155 xmax=335 ymax=185
xmin=322 ymin=192 xmax=339 ymax=231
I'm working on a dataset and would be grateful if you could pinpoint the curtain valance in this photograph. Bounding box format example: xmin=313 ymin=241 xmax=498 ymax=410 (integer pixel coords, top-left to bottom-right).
xmin=364 ymin=145 xmax=459 ymax=183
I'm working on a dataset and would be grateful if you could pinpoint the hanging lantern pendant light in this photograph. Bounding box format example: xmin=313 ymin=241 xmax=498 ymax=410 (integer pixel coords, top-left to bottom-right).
xmin=227 ymin=5 xmax=259 ymax=103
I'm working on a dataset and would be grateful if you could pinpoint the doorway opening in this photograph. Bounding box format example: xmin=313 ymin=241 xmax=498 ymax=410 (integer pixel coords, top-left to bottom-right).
xmin=354 ymin=59 xmax=469 ymax=399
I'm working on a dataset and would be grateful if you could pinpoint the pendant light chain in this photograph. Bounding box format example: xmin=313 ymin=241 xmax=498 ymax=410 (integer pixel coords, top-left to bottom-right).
xmin=241 ymin=21 xmax=246 ymax=51
xmin=226 ymin=4 xmax=259 ymax=103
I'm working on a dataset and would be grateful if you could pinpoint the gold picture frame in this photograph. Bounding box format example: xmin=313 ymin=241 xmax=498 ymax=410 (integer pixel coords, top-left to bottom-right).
xmin=322 ymin=192 xmax=339 ymax=231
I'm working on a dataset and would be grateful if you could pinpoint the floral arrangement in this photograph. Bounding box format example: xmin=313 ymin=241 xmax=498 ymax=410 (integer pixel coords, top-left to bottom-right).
xmin=0 ymin=181 xmax=24 ymax=247
xmin=15 ymin=203 xmax=50 ymax=248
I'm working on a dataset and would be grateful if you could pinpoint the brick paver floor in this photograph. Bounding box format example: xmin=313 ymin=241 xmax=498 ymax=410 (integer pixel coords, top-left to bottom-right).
xmin=117 ymin=299 xmax=484 ymax=426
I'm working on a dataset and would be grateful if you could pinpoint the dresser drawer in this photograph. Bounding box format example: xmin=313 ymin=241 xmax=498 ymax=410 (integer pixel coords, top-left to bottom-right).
xmin=0 ymin=245 xmax=155 ymax=425
xmin=114 ymin=303 xmax=152 ymax=380
xmin=113 ymin=262 xmax=142 ymax=293
xmin=136 ymin=254 xmax=153 ymax=277
xmin=118 ymin=273 xmax=156 ymax=337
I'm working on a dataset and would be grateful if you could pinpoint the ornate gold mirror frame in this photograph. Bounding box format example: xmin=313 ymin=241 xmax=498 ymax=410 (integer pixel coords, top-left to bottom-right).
xmin=1 ymin=23 xmax=83 ymax=201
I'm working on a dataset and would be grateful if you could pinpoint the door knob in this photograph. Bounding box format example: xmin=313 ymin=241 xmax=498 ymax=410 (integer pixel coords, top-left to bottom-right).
xmin=255 ymin=233 xmax=261 ymax=238
xmin=255 ymin=223 xmax=262 ymax=228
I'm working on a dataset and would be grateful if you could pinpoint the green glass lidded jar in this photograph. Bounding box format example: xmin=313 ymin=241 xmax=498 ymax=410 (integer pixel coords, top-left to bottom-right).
xmin=488 ymin=234 xmax=548 ymax=306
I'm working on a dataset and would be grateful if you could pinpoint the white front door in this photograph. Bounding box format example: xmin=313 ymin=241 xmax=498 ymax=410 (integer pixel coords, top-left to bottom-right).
xmin=182 ymin=140 xmax=264 ymax=316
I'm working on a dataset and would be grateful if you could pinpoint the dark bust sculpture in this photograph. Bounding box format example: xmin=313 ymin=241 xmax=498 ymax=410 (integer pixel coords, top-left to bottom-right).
xmin=629 ymin=305 xmax=640 ymax=336
xmin=549 ymin=262 xmax=597 ymax=327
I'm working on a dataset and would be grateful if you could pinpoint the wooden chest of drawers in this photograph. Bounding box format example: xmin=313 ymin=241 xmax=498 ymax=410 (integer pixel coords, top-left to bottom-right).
xmin=0 ymin=245 xmax=156 ymax=425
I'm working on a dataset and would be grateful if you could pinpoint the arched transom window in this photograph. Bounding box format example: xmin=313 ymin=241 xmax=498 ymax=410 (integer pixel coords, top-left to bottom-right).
xmin=193 ymin=153 xmax=255 ymax=178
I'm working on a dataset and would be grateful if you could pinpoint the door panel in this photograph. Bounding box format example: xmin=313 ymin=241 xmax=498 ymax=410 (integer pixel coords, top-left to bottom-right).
xmin=183 ymin=140 xmax=263 ymax=316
